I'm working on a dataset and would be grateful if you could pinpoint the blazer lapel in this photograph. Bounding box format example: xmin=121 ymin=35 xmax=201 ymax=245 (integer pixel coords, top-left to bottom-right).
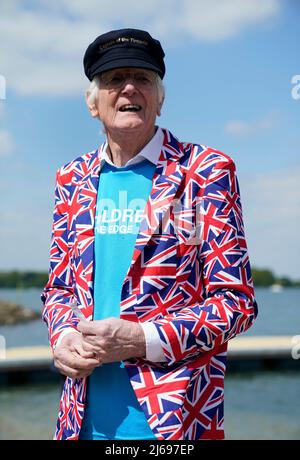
xmin=124 ymin=129 xmax=185 ymax=294
xmin=74 ymin=146 xmax=103 ymax=302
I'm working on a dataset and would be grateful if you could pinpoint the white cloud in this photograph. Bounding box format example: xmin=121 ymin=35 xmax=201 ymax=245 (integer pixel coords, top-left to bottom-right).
xmin=0 ymin=131 xmax=15 ymax=156
xmin=241 ymin=167 xmax=300 ymax=279
xmin=0 ymin=0 xmax=281 ymax=96
xmin=225 ymin=110 xmax=279 ymax=137
xmin=178 ymin=0 xmax=280 ymax=41
xmin=225 ymin=120 xmax=254 ymax=136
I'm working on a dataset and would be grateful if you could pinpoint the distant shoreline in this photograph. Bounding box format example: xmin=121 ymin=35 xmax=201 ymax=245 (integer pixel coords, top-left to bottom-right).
xmin=0 ymin=299 xmax=40 ymax=325
xmin=0 ymin=269 xmax=299 ymax=289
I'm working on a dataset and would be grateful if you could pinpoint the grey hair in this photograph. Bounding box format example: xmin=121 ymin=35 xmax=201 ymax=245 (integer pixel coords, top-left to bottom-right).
xmin=85 ymin=73 xmax=165 ymax=108
xmin=86 ymin=75 xmax=101 ymax=106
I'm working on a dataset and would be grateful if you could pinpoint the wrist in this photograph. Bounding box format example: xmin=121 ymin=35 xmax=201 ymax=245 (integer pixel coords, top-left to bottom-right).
xmin=132 ymin=323 xmax=146 ymax=358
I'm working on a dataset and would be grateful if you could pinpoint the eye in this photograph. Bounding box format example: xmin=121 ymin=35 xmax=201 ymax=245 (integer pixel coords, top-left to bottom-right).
xmin=110 ymin=75 xmax=125 ymax=85
xmin=135 ymin=74 xmax=152 ymax=85
xmin=101 ymin=72 xmax=125 ymax=87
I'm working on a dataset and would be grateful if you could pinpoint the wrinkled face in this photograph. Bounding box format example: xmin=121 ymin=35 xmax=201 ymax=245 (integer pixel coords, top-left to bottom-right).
xmin=88 ymin=68 xmax=163 ymax=136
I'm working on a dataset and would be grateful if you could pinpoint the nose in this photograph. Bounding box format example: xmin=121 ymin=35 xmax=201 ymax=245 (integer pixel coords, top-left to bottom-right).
xmin=121 ymin=78 xmax=138 ymax=94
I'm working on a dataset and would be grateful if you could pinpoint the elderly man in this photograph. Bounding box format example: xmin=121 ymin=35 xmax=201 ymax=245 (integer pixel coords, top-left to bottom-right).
xmin=42 ymin=28 xmax=257 ymax=441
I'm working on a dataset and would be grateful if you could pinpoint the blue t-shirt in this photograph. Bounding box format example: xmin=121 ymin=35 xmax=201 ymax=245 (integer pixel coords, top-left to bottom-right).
xmin=80 ymin=160 xmax=156 ymax=440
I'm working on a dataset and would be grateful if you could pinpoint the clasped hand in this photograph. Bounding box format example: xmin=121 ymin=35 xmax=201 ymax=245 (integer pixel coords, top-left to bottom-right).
xmin=77 ymin=317 xmax=146 ymax=364
xmin=53 ymin=317 xmax=146 ymax=379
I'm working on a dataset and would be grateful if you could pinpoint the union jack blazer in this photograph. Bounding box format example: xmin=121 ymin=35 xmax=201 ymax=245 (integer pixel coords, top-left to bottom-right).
xmin=42 ymin=127 xmax=257 ymax=440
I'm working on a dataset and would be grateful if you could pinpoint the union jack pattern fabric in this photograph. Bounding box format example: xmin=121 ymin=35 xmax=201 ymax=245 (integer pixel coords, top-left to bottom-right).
xmin=42 ymin=127 xmax=257 ymax=440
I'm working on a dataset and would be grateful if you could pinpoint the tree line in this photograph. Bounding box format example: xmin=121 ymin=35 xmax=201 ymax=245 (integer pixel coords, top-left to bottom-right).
xmin=0 ymin=271 xmax=49 ymax=289
xmin=0 ymin=269 xmax=299 ymax=289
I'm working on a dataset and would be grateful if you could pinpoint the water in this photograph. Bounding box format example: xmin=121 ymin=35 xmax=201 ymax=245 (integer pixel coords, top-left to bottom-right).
xmin=0 ymin=288 xmax=49 ymax=348
xmin=224 ymin=371 xmax=300 ymax=440
xmin=0 ymin=287 xmax=300 ymax=348
xmin=0 ymin=372 xmax=299 ymax=440
xmin=0 ymin=383 xmax=60 ymax=440
xmin=0 ymin=287 xmax=299 ymax=440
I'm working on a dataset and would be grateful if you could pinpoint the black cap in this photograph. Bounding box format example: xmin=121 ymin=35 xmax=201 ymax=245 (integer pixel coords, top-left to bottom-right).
xmin=83 ymin=28 xmax=165 ymax=81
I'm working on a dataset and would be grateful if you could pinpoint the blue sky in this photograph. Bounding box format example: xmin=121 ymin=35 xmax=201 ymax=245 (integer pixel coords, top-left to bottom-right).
xmin=0 ymin=0 xmax=299 ymax=279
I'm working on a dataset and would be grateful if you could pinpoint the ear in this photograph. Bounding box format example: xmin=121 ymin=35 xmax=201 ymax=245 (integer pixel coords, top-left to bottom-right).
xmin=85 ymin=92 xmax=99 ymax=118
xmin=157 ymin=95 xmax=165 ymax=117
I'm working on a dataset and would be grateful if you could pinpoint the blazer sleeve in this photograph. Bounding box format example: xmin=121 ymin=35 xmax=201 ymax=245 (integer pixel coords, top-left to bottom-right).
xmin=41 ymin=168 xmax=78 ymax=351
xmin=151 ymin=155 xmax=258 ymax=366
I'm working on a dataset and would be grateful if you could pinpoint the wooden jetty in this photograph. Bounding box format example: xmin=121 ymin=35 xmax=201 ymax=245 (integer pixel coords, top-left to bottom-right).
xmin=0 ymin=336 xmax=299 ymax=382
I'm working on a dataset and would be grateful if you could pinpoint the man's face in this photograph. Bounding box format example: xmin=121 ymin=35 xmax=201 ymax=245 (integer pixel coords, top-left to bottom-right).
xmin=89 ymin=68 xmax=162 ymax=135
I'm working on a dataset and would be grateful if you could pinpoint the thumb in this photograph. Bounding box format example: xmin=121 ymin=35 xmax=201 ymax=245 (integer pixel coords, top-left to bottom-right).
xmin=77 ymin=320 xmax=95 ymax=335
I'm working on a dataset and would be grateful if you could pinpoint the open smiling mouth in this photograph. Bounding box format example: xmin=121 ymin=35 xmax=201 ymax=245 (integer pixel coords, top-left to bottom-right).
xmin=119 ymin=104 xmax=142 ymax=112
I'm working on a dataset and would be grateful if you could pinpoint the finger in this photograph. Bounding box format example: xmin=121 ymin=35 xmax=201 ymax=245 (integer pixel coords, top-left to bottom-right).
xmin=59 ymin=350 xmax=101 ymax=370
xmin=77 ymin=320 xmax=96 ymax=335
xmin=73 ymin=342 xmax=96 ymax=359
xmin=79 ymin=340 xmax=106 ymax=362
xmin=54 ymin=352 xmax=102 ymax=374
xmin=56 ymin=342 xmax=102 ymax=368
xmin=54 ymin=361 xmax=95 ymax=379
xmin=81 ymin=334 xmax=98 ymax=346
xmin=72 ymin=354 xmax=102 ymax=369
xmin=81 ymin=340 xmax=99 ymax=355
xmin=80 ymin=339 xmax=96 ymax=350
